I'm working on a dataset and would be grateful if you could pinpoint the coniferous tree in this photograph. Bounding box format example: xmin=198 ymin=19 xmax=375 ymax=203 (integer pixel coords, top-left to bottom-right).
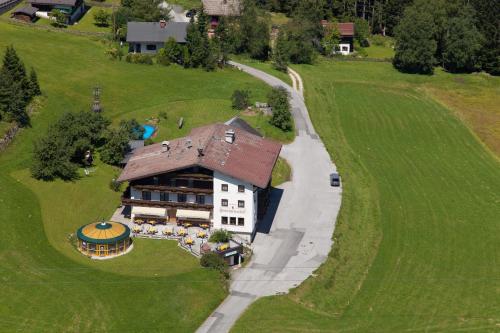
xmin=28 ymin=67 xmax=42 ymax=97
xmin=272 ymin=30 xmax=289 ymax=72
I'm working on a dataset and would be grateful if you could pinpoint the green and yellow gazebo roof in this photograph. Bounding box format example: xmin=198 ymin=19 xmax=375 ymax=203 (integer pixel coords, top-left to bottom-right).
xmin=77 ymin=222 xmax=130 ymax=244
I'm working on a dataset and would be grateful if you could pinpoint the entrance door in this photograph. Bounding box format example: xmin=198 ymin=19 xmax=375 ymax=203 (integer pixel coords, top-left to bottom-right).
xmin=135 ymin=43 xmax=141 ymax=53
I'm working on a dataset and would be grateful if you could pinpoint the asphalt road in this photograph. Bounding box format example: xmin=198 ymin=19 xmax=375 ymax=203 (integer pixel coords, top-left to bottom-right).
xmin=196 ymin=62 xmax=342 ymax=333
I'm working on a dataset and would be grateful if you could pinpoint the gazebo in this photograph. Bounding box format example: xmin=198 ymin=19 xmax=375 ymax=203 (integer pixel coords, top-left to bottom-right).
xmin=77 ymin=221 xmax=132 ymax=258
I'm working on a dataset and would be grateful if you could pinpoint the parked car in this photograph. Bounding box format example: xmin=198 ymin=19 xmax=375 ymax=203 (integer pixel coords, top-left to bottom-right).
xmin=330 ymin=172 xmax=340 ymax=187
xmin=186 ymin=9 xmax=196 ymax=18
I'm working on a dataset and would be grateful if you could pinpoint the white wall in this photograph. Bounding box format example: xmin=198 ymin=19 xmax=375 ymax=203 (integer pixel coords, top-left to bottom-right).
xmin=338 ymin=43 xmax=351 ymax=55
xmin=212 ymin=171 xmax=257 ymax=237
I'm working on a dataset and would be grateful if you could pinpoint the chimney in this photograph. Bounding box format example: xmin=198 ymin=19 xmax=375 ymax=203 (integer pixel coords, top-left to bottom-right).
xmin=186 ymin=138 xmax=193 ymax=148
xmin=225 ymin=129 xmax=235 ymax=144
xmin=161 ymin=141 xmax=170 ymax=152
xmin=197 ymin=147 xmax=204 ymax=157
xmin=159 ymin=19 xmax=167 ymax=28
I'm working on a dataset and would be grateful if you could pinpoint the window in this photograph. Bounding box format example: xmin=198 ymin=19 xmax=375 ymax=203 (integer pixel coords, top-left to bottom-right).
xmin=153 ymin=176 xmax=159 ymax=185
xmin=238 ymin=217 xmax=244 ymax=226
xmin=342 ymin=46 xmax=348 ymax=52
xmin=230 ymin=217 xmax=236 ymax=225
xmin=221 ymin=184 xmax=228 ymax=192
xmin=160 ymin=192 xmax=169 ymax=201
xmin=221 ymin=216 xmax=228 ymax=225
xmin=177 ymin=194 xmax=187 ymax=202
xmin=238 ymin=200 xmax=245 ymax=208
xmin=221 ymin=199 xmax=228 ymax=207
xmin=146 ymin=44 xmax=157 ymax=51
xmin=142 ymin=191 xmax=151 ymax=200
xmin=238 ymin=185 xmax=245 ymax=192
xmin=196 ymin=195 xmax=205 ymax=205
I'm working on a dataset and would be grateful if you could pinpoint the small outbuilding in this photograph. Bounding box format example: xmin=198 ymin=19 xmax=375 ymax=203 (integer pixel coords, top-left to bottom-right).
xmin=77 ymin=221 xmax=132 ymax=258
xmin=11 ymin=5 xmax=38 ymax=22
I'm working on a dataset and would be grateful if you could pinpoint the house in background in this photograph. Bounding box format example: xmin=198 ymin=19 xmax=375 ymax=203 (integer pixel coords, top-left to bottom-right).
xmin=27 ymin=0 xmax=85 ymax=24
xmin=11 ymin=5 xmax=38 ymax=22
xmin=117 ymin=122 xmax=282 ymax=242
xmin=203 ymin=0 xmax=241 ymax=30
xmin=321 ymin=21 xmax=355 ymax=55
xmin=126 ymin=20 xmax=189 ymax=54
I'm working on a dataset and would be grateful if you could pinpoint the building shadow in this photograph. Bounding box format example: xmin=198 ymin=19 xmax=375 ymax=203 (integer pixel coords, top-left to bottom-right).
xmin=256 ymin=187 xmax=284 ymax=235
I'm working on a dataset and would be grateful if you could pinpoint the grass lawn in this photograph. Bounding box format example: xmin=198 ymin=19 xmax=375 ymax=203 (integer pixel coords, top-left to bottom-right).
xmin=0 ymin=21 xmax=284 ymax=332
xmin=271 ymin=157 xmax=291 ymax=187
xmin=233 ymin=59 xmax=500 ymax=331
xmin=363 ymin=44 xmax=394 ymax=59
xmin=70 ymin=6 xmax=113 ymax=33
xmin=168 ymin=0 xmax=200 ymax=10
xmin=33 ymin=7 xmax=113 ymax=34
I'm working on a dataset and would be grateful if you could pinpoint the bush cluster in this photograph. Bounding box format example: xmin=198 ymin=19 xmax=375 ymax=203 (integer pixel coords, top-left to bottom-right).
xmin=125 ymin=53 xmax=153 ymax=65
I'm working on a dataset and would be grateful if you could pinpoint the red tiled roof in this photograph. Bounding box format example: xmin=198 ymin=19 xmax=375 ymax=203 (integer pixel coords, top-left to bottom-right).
xmin=117 ymin=123 xmax=282 ymax=188
xmin=320 ymin=20 xmax=355 ymax=37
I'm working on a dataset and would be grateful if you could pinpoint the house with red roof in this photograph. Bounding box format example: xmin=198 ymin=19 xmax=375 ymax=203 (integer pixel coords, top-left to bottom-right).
xmin=321 ymin=21 xmax=355 ymax=55
xmin=117 ymin=120 xmax=282 ymax=242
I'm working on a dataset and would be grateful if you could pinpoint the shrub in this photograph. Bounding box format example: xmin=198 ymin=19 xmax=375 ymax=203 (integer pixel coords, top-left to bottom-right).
xmin=200 ymin=252 xmax=226 ymax=269
xmin=93 ymin=9 xmax=110 ymax=27
xmin=209 ymin=229 xmax=231 ymax=243
xmin=109 ymin=178 xmax=121 ymax=192
xmin=370 ymin=34 xmax=387 ymax=47
xmin=158 ymin=111 xmax=167 ymax=120
xmin=125 ymin=53 xmax=153 ymax=65
xmin=231 ymin=89 xmax=250 ymax=110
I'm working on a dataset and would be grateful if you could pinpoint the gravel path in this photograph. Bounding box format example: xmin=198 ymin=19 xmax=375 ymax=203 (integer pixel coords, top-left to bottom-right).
xmin=196 ymin=62 xmax=342 ymax=333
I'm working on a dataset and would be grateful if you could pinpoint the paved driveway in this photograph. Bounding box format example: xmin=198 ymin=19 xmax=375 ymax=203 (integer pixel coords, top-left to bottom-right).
xmin=196 ymin=62 xmax=342 ymax=333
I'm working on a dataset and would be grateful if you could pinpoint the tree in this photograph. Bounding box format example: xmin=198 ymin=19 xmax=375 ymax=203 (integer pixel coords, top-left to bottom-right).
xmin=272 ymin=29 xmax=289 ymax=72
xmin=354 ymin=18 xmax=370 ymax=47
xmin=214 ymin=17 xmax=232 ymax=65
xmin=93 ymin=9 xmax=111 ymax=27
xmin=442 ymin=13 xmax=483 ymax=73
xmin=161 ymin=37 xmax=182 ymax=64
xmin=268 ymin=87 xmax=292 ymax=131
xmin=32 ymin=111 xmax=110 ymax=180
xmin=51 ymin=9 xmax=67 ymax=27
xmin=470 ymin=0 xmax=499 ymax=75
xmin=31 ymin=133 xmax=78 ymax=180
xmin=231 ymin=89 xmax=250 ymax=110
xmin=321 ymin=23 xmax=340 ymax=56
xmin=393 ymin=5 xmax=437 ymax=74
xmin=0 ymin=46 xmax=32 ymax=126
xmin=119 ymin=118 xmax=144 ymax=140
xmin=185 ymin=20 xmax=208 ymax=67
xmin=28 ymin=67 xmax=41 ymax=97
xmin=100 ymin=129 xmax=130 ymax=165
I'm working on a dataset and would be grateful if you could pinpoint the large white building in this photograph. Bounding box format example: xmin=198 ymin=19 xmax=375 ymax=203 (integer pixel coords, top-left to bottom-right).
xmin=117 ymin=121 xmax=282 ymax=242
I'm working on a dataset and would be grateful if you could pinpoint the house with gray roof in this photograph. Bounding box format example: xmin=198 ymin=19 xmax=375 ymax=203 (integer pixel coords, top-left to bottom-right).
xmin=127 ymin=20 xmax=189 ymax=54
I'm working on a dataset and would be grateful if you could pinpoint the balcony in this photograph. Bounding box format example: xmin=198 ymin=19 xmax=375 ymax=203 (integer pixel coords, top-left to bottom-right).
xmin=132 ymin=184 xmax=213 ymax=195
xmin=121 ymin=197 xmax=214 ymax=211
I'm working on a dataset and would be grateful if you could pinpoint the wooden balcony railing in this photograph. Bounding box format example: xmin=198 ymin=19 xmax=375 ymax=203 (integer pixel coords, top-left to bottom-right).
xmin=121 ymin=198 xmax=213 ymax=211
xmin=131 ymin=184 xmax=213 ymax=195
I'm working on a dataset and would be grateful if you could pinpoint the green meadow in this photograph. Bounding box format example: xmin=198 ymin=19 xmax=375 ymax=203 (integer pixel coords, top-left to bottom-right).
xmin=233 ymin=60 xmax=500 ymax=332
xmin=0 ymin=21 xmax=290 ymax=332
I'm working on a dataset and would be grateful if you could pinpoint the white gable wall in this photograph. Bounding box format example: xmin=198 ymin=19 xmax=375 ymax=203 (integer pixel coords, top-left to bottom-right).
xmin=212 ymin=171 xmax=257 ymax=240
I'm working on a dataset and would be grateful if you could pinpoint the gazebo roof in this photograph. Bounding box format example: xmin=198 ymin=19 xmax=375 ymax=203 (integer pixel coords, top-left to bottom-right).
xmin=77 ymin=222 xmax=130 ymax=244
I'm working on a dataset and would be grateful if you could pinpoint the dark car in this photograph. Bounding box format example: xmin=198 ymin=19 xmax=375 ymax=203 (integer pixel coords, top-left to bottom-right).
xmin=330 ymin=172 xmax=340 ymax=187
xmin=186 ymin=9 xmax=196 ymax=18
